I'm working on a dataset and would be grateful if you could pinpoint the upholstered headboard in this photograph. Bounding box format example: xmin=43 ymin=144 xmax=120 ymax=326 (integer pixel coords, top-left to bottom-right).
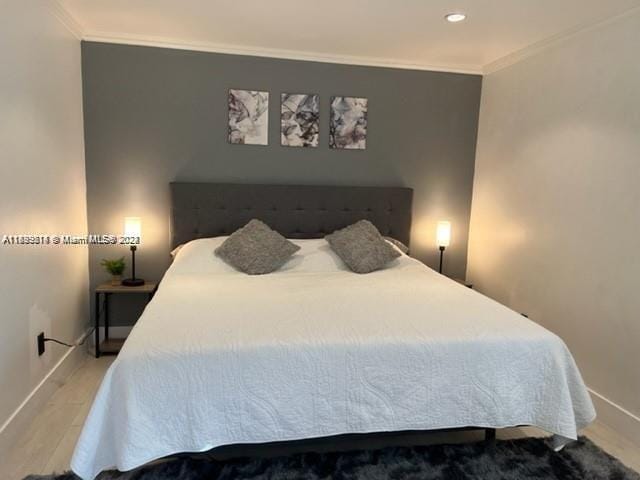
xmin=170 ymin=183 xmax=413 ymax=249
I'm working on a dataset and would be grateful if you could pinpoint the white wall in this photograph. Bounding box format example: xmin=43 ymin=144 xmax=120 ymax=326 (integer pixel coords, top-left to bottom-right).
xmin=468 ymin=11 xmax=640 ymax=438
xmin=0 ymin=1 xmax=88 ymax=427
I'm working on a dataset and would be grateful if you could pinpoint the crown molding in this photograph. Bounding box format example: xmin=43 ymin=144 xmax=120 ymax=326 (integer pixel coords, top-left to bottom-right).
xmin=81 ymin=31 xmax=483 ymax=75
xmin=484 ymin=5 xmax=640 ymax=74
xmin=47 ymin=0 xmax=84 ymax=39
xmin=53 ymin=0 xmax=481 ymax=73
xmin=49 ymin=0 xmax=640 ymax=77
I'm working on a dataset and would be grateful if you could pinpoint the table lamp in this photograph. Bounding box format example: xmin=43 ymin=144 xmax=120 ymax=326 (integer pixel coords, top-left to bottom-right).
xmin=436 ymin=221 xmax=451 ymax=274
xmin=122 ymin=216 xmax=145 ymax=286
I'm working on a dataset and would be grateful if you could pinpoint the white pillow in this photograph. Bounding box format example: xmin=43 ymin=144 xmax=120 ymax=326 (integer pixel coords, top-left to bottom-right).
xmin=169 ymin=237 xmax=237 ymax=275
xmin=279 ymin=239 xmax=348 ymax=273
xmin=170 ymin=244 xmax=184 ymax=258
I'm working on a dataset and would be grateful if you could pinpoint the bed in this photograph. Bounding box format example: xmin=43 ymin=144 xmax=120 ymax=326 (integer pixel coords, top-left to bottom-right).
xmin=71 ymin=183 xmax=595 ymax=480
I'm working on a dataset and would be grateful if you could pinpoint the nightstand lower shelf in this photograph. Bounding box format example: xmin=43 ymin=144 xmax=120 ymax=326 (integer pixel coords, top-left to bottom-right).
xmin=99 ymin=338 xmax=126 ymax=355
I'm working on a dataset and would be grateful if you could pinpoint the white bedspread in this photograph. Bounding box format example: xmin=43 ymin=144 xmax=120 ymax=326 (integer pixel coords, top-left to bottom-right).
xmin=72 ymin=238 xmax=595 ymax=479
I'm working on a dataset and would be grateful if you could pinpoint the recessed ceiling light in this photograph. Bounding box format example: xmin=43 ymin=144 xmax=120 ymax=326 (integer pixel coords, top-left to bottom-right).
xmin=445 ymin=13 xmax=467 ymax=23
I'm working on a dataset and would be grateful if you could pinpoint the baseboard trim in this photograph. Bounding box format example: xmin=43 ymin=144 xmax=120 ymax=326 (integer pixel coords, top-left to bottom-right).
xmin=588 ymin=387 xmax=640 ymax=447
xmin=0 ymin=329 xmax=91 ymax=456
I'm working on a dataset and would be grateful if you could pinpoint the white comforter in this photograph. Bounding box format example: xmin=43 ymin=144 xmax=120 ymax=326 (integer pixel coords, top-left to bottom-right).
xmin=72 ymin=238 xmax=595 ymax=479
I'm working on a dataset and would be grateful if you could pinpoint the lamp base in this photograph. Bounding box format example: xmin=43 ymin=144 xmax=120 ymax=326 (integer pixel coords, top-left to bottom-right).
xmin=121 ymin=278 xmax=145 ymax=287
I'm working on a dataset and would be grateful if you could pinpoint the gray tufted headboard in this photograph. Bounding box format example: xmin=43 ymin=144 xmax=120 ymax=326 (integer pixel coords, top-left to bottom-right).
xmin=170 ymin=182 xmax=413 ymax=249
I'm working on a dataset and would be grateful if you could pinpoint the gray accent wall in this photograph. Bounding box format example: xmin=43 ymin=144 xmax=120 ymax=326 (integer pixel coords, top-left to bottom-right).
xmin=82 ymin=41 xmax=481 ymax=325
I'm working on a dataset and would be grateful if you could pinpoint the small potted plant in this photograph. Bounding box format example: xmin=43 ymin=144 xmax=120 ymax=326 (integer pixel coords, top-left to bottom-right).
xmin=101 ymin=257 xmax=126 ymax=286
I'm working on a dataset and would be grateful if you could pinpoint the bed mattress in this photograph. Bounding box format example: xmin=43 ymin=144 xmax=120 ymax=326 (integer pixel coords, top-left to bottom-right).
xmin=72 ymin=238 xmax=595 ymax=479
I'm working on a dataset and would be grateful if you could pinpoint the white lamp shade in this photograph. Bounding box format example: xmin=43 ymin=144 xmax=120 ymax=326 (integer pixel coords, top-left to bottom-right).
xmin=436 ymin=221 xmax=451 ymax=247
xmin=124 ymin=217 xmax=141 ymax=238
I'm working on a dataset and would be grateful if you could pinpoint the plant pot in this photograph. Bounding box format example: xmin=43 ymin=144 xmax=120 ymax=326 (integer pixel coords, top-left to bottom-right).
xmin=111 ymin=275 xmax=122 ymax=286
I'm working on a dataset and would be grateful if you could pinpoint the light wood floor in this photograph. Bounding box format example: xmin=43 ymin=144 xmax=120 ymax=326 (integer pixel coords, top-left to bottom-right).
xmin=1 ymin=353 xmax=638 ymax=479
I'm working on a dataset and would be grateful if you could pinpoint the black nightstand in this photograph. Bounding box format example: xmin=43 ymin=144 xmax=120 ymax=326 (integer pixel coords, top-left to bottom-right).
xmin=453 ymin=278 xmax=473 ymax=289
xmin=94 ymin=282 xmax=157 ymax=357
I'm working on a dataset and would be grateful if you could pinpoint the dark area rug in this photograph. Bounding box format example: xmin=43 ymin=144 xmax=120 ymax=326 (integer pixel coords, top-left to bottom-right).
xmin=25 ymin=436 xmax=639 ymax=480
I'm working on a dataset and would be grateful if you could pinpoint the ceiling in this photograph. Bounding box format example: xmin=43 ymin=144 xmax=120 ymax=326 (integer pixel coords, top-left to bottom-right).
xmin=55 ymin=0 xmax=640 ymax=74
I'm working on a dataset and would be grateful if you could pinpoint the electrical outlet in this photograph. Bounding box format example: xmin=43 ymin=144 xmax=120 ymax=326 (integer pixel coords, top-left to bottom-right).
xmin=37 ymin=332 xmax=45 ymax=356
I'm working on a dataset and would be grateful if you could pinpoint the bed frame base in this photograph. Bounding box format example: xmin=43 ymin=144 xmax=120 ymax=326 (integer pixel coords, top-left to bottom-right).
xmin=189 ymin=427 xmax=501 ymax=462
xmin=485 ymin=427 xmax=497 ymax=443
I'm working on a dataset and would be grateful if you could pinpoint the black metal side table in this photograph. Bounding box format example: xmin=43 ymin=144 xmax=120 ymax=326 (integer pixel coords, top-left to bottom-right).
xmin=94 ymin=282 xmax=157 ymax=357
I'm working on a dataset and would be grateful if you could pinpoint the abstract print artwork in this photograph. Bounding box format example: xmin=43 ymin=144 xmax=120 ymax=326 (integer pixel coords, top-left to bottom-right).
xmin=228 ymin=89 xmax=269 ymax=145
xmin=280 ymin=94 xmax=320 ymax=147
xmin=329 ymin=96 xmax=367 ymax=149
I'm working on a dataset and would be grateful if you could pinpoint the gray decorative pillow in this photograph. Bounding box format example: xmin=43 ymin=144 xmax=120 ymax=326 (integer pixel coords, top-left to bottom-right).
xmin=326 ymin=220 xmax=401 ymax=274
xmin=383 ymin=236 xmax=409 ymax=254
xmin=215 ymin=219 xmax=300 ymax=275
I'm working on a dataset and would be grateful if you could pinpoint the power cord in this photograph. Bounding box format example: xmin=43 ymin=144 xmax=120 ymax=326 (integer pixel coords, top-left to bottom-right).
xmin=77 ymin=327 xmax=95 ymax=346
xmin=43 ymin=326 xmax=96 ymax=348
xmin=43 ymin=337 xmax=74 ymax=348
xmin=40 ymin=297 xmax=104 ymax=350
